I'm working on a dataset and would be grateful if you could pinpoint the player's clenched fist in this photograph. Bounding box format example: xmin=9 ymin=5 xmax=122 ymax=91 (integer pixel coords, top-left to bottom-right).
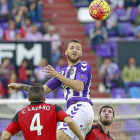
xmin=8 ymin=83 xmax=22 ymax=90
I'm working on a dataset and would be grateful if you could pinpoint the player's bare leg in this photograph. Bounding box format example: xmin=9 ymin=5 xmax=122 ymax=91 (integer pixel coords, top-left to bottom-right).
xmin=57 ymin=129 xmax=71 ymax=140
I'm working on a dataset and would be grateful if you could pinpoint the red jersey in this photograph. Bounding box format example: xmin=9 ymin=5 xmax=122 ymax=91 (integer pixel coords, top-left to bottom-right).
xmin=5 ymin=102 xmax=69 ymax=140
xmin=85 ymin=123 xmax=114 ymax=140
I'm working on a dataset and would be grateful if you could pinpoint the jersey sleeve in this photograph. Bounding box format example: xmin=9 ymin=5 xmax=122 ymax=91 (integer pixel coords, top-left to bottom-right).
xmin=46 ymin=77 xmax=62 ymax=90
xmin=54 ymin=104 xmax=69 ymax=122
xmin=76 ymin=62 xmax=91 ymax=84
xmin=5 ymin=112 xmax=21 ymax=135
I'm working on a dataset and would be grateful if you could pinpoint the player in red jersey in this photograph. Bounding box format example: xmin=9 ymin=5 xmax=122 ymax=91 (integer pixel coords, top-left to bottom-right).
xmin=85 ymin=105 xmax=115 ymax=140
xmin=1 ymin=83 xmax=84 ymax=140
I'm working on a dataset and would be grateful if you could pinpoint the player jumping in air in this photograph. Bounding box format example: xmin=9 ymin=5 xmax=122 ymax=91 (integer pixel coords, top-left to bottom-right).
xmin=8 ymin=39 xmax=94 ymax=140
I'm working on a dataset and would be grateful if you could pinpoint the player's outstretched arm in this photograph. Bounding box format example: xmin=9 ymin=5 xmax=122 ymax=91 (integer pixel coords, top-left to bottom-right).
xmin=43 ymin=65 xmax=84 ymax=92
xmin=1 ymin=130 xmax=12 ymax=140
xmin=8 ymin=83 xmax=52 ymax=94
xmin=64 ymin=116 xmax=84 ymax=140
xmin=8 ymin=83 xmax=31 ymax=91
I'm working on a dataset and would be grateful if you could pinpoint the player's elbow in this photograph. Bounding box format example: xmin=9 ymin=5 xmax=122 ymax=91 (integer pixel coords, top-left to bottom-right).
xmin=66 ymin=119 xmax=75 ymax=127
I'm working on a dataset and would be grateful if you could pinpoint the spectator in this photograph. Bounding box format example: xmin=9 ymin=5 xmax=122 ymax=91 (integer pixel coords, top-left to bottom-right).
xmin=122 ymin=57 xmax=140 ymax=92
xmin=105 ymin=4 xmax=123 ymax=37
xmin=100 ymin=58 xmax=122 ymax=93
xmin=0 ymin=81 xmax=5 ymax=98
xmin=12 ymin=0 xmax=28 ymax=19
xmin=0 ymin=58 xmax=15 ymax=88
xmin=44 ymin=25 xmax=61 ymax=65
xmin=54 ymin=56 xmax=67 ymax=98
xmin=4 ymin=20 xmax=16 ymax=41
xmin=34 ymin=58 xmax=50 ymax=84
xmin=0 ymin=24 xmax=4 ymax=40
xmin=18 ymin=59 xmax=33 ymax=84
xmin=39 ymin=19 xmax=52 ymax=35
xmin=25 ymin=24 xmax=43 ymax=41
xmin=134 ymin=24 xmax=140 ymax=37
xmin=26 ymin=0 xmax=43 ymax=22
xmin=22 ymin=18 xmax=32 ymax=33
xmin=0 ymin=0 xmax=12 ymax=20
xmin=89 ymin=20 xmax=108 ymax=47
xmin=7 ymin=71 xmax=25 ymax=111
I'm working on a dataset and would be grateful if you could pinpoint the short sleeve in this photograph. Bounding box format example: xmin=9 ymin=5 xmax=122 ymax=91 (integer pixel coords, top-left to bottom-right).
xmin=46 ymin=77 xmax=62 ymax=90
xmin=5 ymin=112 xmax=21 ymax=135
xmin=76 ymin=62 xmax=91 ymax=85
xmin=55 ymin=104 xmax=69 ymax=122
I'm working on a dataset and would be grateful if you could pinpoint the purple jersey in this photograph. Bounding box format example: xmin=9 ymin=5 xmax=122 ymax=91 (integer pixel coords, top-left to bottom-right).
xmin=46 ymin=61 xmax=93 ymax=108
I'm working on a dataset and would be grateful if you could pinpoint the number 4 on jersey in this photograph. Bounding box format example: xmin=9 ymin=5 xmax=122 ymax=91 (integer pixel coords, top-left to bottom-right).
xmin=30 ymin=113 xmax=43 ymax=135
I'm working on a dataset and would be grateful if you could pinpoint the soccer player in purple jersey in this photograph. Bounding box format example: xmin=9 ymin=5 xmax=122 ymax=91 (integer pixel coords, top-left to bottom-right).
xmin=8 ymin=39 xmax=94 ymax=140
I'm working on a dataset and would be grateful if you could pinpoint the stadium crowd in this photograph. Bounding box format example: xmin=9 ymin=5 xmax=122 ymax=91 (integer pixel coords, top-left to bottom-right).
xmin=73 ymin=0 xmax=140 ymax=97
xmin=1 ymin=0 xmax=140 ymax=99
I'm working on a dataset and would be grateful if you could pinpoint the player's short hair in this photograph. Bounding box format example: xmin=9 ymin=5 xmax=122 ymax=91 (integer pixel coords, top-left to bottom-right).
xmin=99 ymin=105 xmax=115 ymax=117
xmin=66 ymin=39 xmax=82 ymax=49
xmin=29 ymin=83 xmax=45 ymax=102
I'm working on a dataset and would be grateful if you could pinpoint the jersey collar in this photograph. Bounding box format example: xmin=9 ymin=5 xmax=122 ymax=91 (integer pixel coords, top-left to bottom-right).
xmin=97 ymin=123 xmax=111 ymax=139
xmin=30 ymin=101 xmax=44 ymax=105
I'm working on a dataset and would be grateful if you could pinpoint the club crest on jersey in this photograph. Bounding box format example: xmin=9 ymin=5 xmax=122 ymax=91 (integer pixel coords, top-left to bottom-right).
xmin=80 ymin=75 xmax=84 ymax=79
xmin=69 ymin=67 xmax=74 ymax=75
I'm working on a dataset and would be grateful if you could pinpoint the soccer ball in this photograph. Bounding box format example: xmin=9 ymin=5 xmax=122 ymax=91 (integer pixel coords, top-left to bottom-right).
xmin=89 ymin=0 xmax=110 ymax=20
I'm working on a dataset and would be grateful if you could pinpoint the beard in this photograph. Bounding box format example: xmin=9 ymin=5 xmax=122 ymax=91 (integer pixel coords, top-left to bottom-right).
xmin=67 ymin=54 xmax=80 ymax=63
xmin=100 ymin=117 xmax=113 ymax=126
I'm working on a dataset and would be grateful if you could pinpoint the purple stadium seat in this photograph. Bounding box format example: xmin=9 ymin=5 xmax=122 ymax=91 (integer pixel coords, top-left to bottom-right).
xmin=108 ymin=31 xmax=118 ymax=36
xmin=124 ymin=119 xmax=140 ymax=132
xmin=129 ymin=7 xmax=139 ymax=22
xmin=117 ymin=104 xmax=132 ymax=115
xmin=84 ymin=23 xmax=95 ymax=35
xmin=128 ymin=87 xmax=140 ymax=98
xmin=1 ymin=22 xmax=8 ymax=31
xmin=56 ymin=87 xmax=64 ymax=98
xmin=111 ymin=88 xmax=126 ymax=98
xmin=131 ymin=135 xmax=140 ymax=140
xmin=120 ymin=22 xmax=133 ymax=36
xmin=45 ymin=91 xmax=54 ymax=98
xmin=96 ymin=43 xmax=113 ymax=58
xmin=115 ymin=8 xmax=127 ymax=21
xmin=0 ymin=119 xmax=11 ymax=133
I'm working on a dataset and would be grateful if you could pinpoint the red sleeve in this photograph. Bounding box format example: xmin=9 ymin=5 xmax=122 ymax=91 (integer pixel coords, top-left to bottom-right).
xmin=54 ymin=104 xmax=69 ymax=122
xmin=4 ymin=30 xmax=13 ymax=41
xmin=5 ymin=121 xmax=21 ymax=136
xmin=57 ymin=110 xmax=69 ymax=122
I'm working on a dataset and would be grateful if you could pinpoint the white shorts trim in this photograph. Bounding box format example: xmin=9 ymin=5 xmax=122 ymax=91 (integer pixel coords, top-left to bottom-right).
xmin=57 ymin=102 xmax=94 ymax=139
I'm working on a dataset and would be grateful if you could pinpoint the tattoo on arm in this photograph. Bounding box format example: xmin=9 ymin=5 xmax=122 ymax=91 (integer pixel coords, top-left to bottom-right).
xmin=21 ymin=84 xmax=31 ymax=91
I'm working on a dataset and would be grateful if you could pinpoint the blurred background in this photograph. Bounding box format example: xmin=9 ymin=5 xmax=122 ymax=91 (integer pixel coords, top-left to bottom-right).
xmin=0 ymin=0 xmax=140 ymax=140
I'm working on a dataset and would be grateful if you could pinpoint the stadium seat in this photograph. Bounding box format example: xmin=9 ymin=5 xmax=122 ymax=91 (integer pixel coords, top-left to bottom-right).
xmin=45 ymin=91 xmax=54 ymax=98
xmin=124 ymin=119 xmax=140 ymax=132
xmin=0 ymin=119 xmax=11 ymax=133
xmin=128 ymin=87 xmax=140 ymax=98
xmin=96 ymin=43 xmax=114 ymax=58
xmin=117 ymin=104 xmax=132 ymax=115
xmin=111 ymin=88 xmax=126 ymax=98
xmin=131 ymin=135 xmax=140 ymax=140
xmin=129 ymin=7 xmax=139 ymax=22
xmin=120 ymin=22 xmax=133 ymax=36
xmin=56 ymin=87 xmax=64 ymax=98
xmin=84 ymin=23 xmax=95 ymax=35
xmin=115 ymin=8 xmax=127 ymax=21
